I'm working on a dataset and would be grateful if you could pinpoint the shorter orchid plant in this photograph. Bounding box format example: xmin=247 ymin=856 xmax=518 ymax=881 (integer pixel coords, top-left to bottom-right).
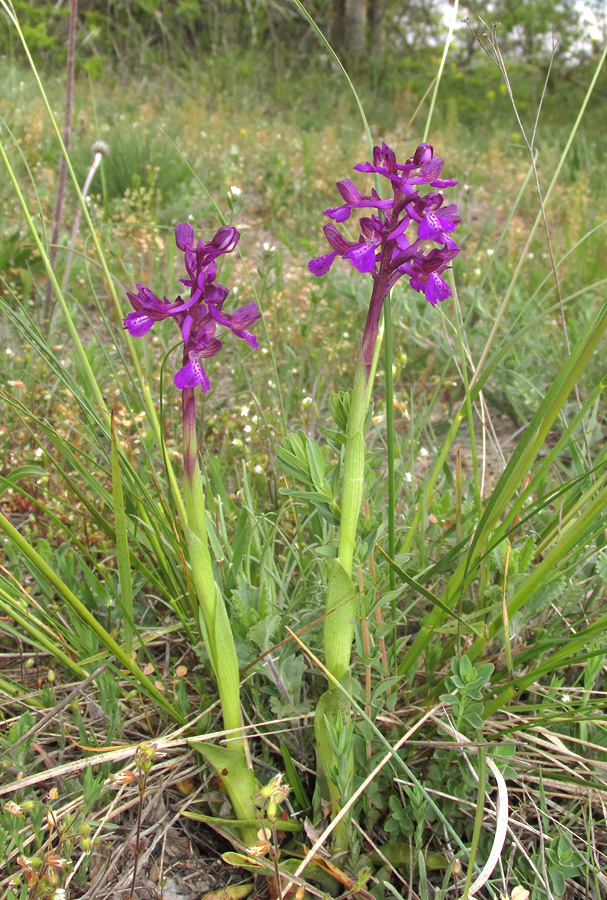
xmin=308 ymin=142 xmax=460 ymax=835
xmin=124 ymin=223 xmax=261 ymax=844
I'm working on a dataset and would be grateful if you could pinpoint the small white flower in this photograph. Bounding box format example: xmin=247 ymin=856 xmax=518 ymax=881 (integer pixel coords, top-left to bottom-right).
xmin=34 ymin=448 xmax=44 ymax=459
xmin=486 ymin=248 xmax=494 ymax=256
xmin=5 ymin=347 xmax=14 ymax=356
xmin=302 ymin=396 xmax=313 ymax=408
xmin=343 ymin=331 xmax=349 ymax=338
xmin=232 ymin=438 xmax=243 ymax=447
xmin=253 ymin=465 xmax=263 ymax=475
xmin=420 ymin=447 xmax=429 ymax=458
xmin=229 ymin=185 xmax=241 ymax=196
xmin=243 ymin=424 xmax=252 ymax=433
xmin=241 ymin=405 xmax=250 ymax=417
xmin=404 ymin=472 xmax=412 ymax=483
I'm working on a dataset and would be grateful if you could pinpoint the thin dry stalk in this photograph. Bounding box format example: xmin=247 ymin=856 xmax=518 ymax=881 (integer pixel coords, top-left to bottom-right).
xmin=44 ymin=0 xmax=78 ymax=322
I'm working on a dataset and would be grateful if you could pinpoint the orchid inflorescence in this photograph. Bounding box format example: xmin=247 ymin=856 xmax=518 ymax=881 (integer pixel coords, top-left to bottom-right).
xmin=124 ymin=223 xmax=261 ymax=392
xmin=309 ymin=142 xmax=461 ymax=368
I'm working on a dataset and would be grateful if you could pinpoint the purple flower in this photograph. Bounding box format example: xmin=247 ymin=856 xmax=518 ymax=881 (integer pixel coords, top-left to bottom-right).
xmin=124 ymin=285 xmax=201 ymax=337
xmin=308 ymin=142 xmax=461 ymax=370
xmin=124 ymin=224 xmax=261 ymax=392
xmin=324 ymin=179 xmax=393 ymax=222
xmin=402 ymin=249 xmax=455 ymax=306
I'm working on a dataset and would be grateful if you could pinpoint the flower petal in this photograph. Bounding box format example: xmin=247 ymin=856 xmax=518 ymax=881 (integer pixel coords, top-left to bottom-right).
xmin=308 ymin=252 xmax=337 ymax=276
xmin=123 ymin=313 xmax=155 ymax=337
xmin=424 ymin=273 xmax=452 ymax=306
xmin=337 ymin=178 xmax=361 ymax=204
xmin=174 ymin=356 xmax=211 ymax=392
xmin=344 ymin=242 xmax=377 ymax=274
xmin=210 ymin=226 xmax=240 ymax=255
xmin=175 ymin=223 xmax=195 ymax=251
xmin=323 ymin=204 xmax=351 ymax=222
xmin=418 ymin=211 xmax=451 ymax=241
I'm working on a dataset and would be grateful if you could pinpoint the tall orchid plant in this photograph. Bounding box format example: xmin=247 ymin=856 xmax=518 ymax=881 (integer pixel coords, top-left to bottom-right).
xmin=308 ymin=141 xmax=460 ymax=830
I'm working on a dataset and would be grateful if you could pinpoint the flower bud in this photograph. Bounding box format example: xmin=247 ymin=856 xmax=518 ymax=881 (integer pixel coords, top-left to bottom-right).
xmin=109 ymin=771 xmax=135 ymax=785
xmin=46 ymin=855 xmax=69 ymax=869
xmin=4 ymin=800 xmax=23 ymax=817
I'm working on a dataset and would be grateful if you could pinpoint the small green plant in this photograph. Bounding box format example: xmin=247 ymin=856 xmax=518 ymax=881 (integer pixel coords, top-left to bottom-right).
xmin=440 ymin=656 xmax=495 ymax=733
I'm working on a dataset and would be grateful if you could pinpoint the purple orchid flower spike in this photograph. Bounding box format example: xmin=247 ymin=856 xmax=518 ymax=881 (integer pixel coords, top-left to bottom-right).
xmin=309 ymin=142 xmax=461 ymax=372
xmin=124 ymin=223 xmax=261 ymax=392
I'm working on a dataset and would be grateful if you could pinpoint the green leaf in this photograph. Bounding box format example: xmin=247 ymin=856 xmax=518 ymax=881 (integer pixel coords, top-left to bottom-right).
xmin=279 ymin=741 xmax=311 ymax=810
xmin=306 ymin=437 xmax=327 ymax=492
xmin=275 ymin=446 xmax=311 ymax=483
xmin=189 ymin=741 xmax=258 ymax=845
xmin=111 ymin=411 xmax=134 ymax=656
xmin=225 ymin=507 xmax=249 ymax=594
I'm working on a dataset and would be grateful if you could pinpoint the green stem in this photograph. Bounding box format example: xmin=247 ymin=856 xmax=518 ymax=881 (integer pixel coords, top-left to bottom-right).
xmin=383 ymin=292 xmax=397 ymax=673
xmin=324 ymin=357 xmax=369 ymax=683
xmin=182 ymin=390 xmax=245 ymax=755
xmin=338 ymin=358 xmax=368 ymax=572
